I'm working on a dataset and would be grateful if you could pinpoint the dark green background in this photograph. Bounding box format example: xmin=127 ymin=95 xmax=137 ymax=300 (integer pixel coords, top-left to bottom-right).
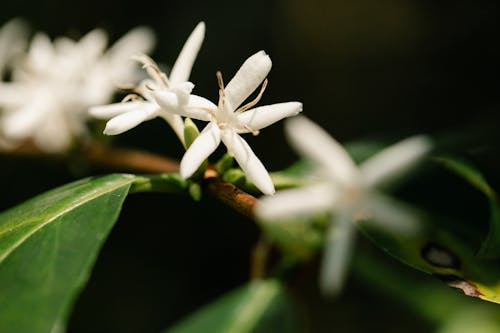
xmin=1 ymin=0 xmax=499 ymax=332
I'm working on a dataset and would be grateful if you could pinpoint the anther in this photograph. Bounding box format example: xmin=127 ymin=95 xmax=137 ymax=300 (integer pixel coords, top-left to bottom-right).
xmin=236 ymin=78 xmax=268 ymax=113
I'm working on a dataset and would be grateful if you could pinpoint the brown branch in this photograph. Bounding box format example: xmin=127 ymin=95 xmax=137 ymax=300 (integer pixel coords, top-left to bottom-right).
xmin=1 ymin=141 xmax=258 ymax=218
xmin=204 ymin=169 xmax=258 ymax=219
xmin=82 ymin=142 xmax=180 ymax=173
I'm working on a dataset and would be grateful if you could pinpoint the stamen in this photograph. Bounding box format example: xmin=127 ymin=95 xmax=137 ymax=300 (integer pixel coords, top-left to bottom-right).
xmin=236 ymin=78 xmax=268 ymax=113
xmin=132 ymin=54 xmax=170 ymax=88
xmin=243 ymin=124 xmax=260 ymax=136
xmin=121 ymin=94 xmax=144 ymax=102
xmin=216 ymin=71 xmax=225 ymax=90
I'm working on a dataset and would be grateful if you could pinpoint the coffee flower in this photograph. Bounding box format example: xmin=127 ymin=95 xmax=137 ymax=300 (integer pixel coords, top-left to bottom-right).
xmin=89 ymin=22 xmax=207 ymax=144
xmin=0 ymin=26 xmax=155 ymax=152
xmin=154 ymin=50 xmax=303 ymax=195
xmin=256 ymin=116 xmax=432 ymax=295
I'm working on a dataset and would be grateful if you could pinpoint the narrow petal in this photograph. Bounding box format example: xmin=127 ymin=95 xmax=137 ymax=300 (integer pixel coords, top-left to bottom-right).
xmin=103 ymin=108 xmax=158 ymax=135
xmin=221 ymin=130 xmax=275 ymax=195
xmin=153 ymin=90 xmax=214 ymax=121
xmin=2 ymin=106 xmax=44 ymax=139
xmin=255 ymin=184 xmax=337 ymax=221
xmin=180 ymin=123 xmax=221 ymax=178
xmin=89 ymin=101 xmax=154 ymax=119
xmin=360 ymin=135 xmax=432 ymax=188
xmin=319 ymin=214 xmax=356 ymax=297
xmin=33 ymin=112 xmax=74 ymax=153
xmin=224 ymin=50 xmax=272 ymax=110
xmin=363 ymin=192 xmax=420 ymax=235
xmin=28 ymin=32 xmax=55 ymax=70
xmin=108 ymin=26 xmax=156 ymax=61
xmin=285 ymin=116 xmax=359 ymax=186
xmin=169 ymin=22 xmax=205 ymax=84
xmin=237 ymin=102 xmax=302 ymax=132
xmin=158 ymin=112 xmax=185 ymax=144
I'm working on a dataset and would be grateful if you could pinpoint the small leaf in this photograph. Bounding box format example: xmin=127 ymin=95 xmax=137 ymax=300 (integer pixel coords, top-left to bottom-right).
xmin=164 ymin=279 xmax=300 ymax=333
xmin=183 ymin=117 xmax=200 ymax=149
xmin=188 ymin=181 xmax=202 ymax=201
xmin=0 ymin=174 xmax=136 ymax=333
xmin=215 ymin=153 xmax=234 ymax=175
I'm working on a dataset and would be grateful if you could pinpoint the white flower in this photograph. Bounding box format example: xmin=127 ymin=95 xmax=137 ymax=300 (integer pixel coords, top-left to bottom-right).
xmin=153 ymin=50 xmax=303 ymax=195
xmin=0 ymin=26 xmax=155 ymax=152
xmin=255 ymin=116 xmax=432 ymax=295
xmin=89 ymin=22 xmax=207 ymax=145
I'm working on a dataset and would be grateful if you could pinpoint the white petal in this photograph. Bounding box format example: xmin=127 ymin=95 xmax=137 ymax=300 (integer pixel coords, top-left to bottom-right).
xmin=0 ymin=83 xmax=26 ymax=107
xmin=180 ymin=123 xmax=221 ymax=178
xmin=158 ymin=112 xmax=184 ymax=144
xmin=2 ymin=106 xmax=43 ymax=139
xmin=169 ymin=22 xmax=205 ymax=84
xmin=103 ymin=108 xmax=158 ymax=135
xmin=363 ymin=192 xmax=420 ymax=235
xmin=360 ymin=135 xmax=432 ymax=188
xmin=224 ymin=50 xmax=272 ymax=110
xmin=33 ymin=112 xmax=73 ymax=153
xmin=255 ymin=184 xmax=337 ymax=221
xmin=77 ymin=28 xmax=108 ymax=58
xmin=319 ymin=214 xmax=356 ymax=297
xmin=237 ymin=102 xmax=302 ymax=132
xmin=108 ymin=26 xmax=156 ymax=61
xmin=221 ymin=130 xmax=275 ymax=195
xmin=89 ymin=101 xmax=155 ymax=119
xmin=2 ymin=95 xmax=52 ymax=139
xmin=153 ymin=90 xmax=213 ymax=121
xmin=28 ymin=32 xmax=55 ymax=70
xmin=285 ymin=116 xmax=359 ymax=186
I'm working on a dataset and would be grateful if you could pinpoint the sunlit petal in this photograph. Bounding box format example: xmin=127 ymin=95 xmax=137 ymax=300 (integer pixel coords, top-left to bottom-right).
xmin=363 ymin=192 xmax=420 ymax=235
xmin=169 ymin=22 xmax=205 ymax=84
xmin=319 ymin=214 xmax=356 ymax=297
xmin=89 ymin=101 xmax=155 ymax=119
xmin=237 ymin=102 xmax=302 ymax=132
xmin=103 ymin=108 xmax=158 ymax=135
xmin=285 ymin=116 xmax=359 ymax=185
xmin=221 ymin=130 xmax=274 ymax=195
xmin=256 ymin=184 xmax=337 ymax=221
xmin=180 ymin=123 xmax=221 ymax=178
xmin=360 ymin=135 xmax=432 ymax=188
xmin=153 ymin=90 xmax=214 ymax=121
xmin=224 ymin=50 xmax=272 ymax=110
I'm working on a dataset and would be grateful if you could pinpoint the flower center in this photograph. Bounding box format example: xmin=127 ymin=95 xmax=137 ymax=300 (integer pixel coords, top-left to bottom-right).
xmin=214 ymin=71 xmax=268 ymax=136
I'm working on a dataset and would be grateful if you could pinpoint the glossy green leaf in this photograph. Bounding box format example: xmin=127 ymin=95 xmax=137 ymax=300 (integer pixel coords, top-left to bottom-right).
xmin=165 ymin=279 xmax=300 ymax=333
xmin=432 ymin=156 xmax=500 ymax=258
xmin=0 ymin=174 xmax=136 ymax=333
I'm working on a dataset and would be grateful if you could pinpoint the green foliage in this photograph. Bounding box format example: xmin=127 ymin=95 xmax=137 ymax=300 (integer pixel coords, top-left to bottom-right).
xmin=0 ymin=174 xmax=136 ymax=333
xmin=165 ymin=279 xmax=300 ymax=333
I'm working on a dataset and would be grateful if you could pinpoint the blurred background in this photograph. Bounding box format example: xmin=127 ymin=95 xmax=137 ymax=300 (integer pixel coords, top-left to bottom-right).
xmin=0 ymin=0 xmax=499 ymax=332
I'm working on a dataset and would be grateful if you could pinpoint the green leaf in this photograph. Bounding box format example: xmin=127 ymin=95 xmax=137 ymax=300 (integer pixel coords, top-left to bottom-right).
xmin=165 ymin=279 xmax=300 ymax=333
xmin=0 ymin=174 xmax=136 ymax=333
xmin=183 ymin=117 xmax=200 ymax=149
xmin=432 ymin=156 xmax=500 ymax=258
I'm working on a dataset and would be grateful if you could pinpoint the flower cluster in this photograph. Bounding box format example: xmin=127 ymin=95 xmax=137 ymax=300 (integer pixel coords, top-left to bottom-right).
xmin=256 ymin=116 xmax=432 ymax=295
xmin=90 ymin=22 xmax=303 ymax=195
xmin=0 ymin=19 xmax=155 ymax=152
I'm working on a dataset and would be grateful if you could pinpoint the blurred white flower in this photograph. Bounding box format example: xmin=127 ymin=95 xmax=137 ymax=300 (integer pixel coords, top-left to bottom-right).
xmin=0 ymin=25 xmax=155 ymax=152
xmin=255 ymin=116 xmax=432 ymax=295
xmin=153 ymin=50 xmax=303 ymax=195
xmin=89 ymin=22 xmax=206 ymax=145
xmin=0 ymin=18 xmax=29 ymax=77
